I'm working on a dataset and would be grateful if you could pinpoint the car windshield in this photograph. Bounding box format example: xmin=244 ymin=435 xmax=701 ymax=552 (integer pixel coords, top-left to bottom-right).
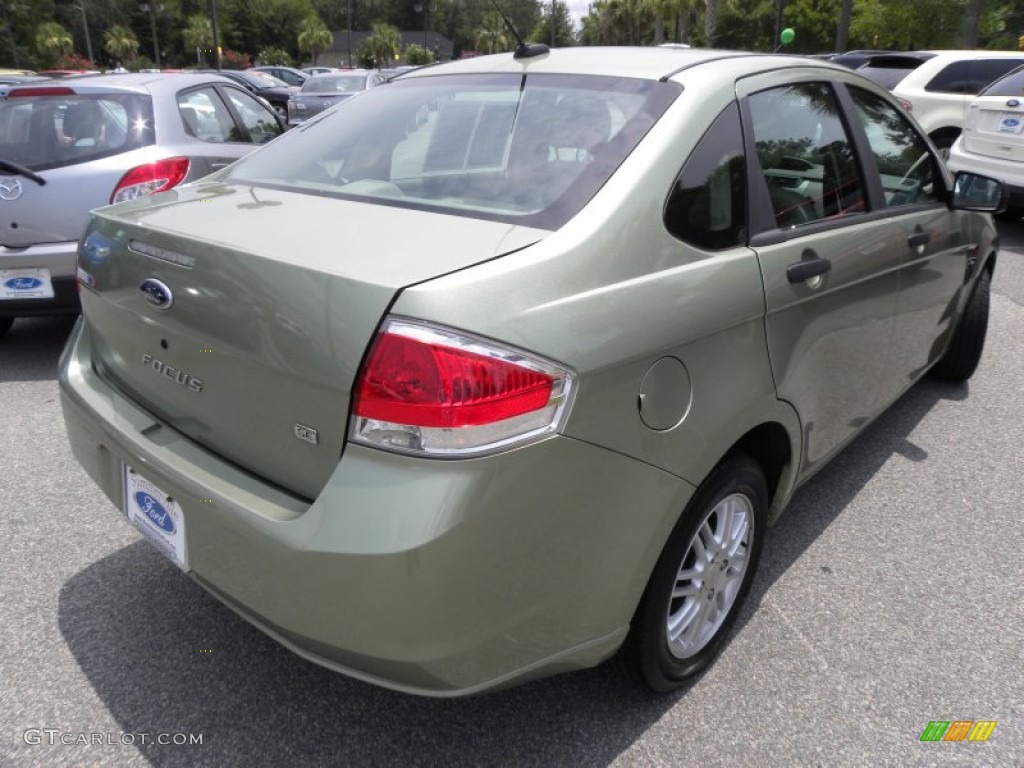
xmin=226 ymin=73 xmax=679 ymax=229
xmin=0 ymin=90 xmax=153 ymax=172
xmin=302 ymin=75 xmax=367 ymax=93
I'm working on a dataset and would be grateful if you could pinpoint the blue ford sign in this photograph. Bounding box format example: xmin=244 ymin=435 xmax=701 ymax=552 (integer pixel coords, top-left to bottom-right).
xmin=134 ymin=491 xmax=176 ymax=534
xmin=139 ymin=278 xmax=173 ymax=310
xmin=5 ymin=277 xmax=42 ymax=291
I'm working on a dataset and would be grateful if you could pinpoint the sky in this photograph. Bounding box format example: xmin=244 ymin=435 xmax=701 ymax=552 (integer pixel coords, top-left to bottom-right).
xmin=567 ymin=0 xmax=589 ymax=25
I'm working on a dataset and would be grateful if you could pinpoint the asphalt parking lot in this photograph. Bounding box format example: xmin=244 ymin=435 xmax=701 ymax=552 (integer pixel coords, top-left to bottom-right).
xmin=1 ymin=226 xmax=1022 ymax=767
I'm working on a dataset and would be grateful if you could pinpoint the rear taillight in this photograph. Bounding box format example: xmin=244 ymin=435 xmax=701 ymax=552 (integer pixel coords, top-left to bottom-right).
xmin=110 ymin=157 xmax=190 ymax=204
xmin=350 ymin=318 xmax=575 ymax=457
xmin=897 ymin=97 xmax=913 ymax=112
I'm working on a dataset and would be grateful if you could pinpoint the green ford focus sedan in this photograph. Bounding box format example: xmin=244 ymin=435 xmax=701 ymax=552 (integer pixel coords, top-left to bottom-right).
xmin=59 ymin=46 xmax=1004 ymax=696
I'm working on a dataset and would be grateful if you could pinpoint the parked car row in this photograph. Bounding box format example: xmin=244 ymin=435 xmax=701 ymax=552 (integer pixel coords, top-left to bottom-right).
xmin=0 ymin=72 xmax=285 ymax=337
xmin=818 ymin=49 xmax=1024 ymax=218
xmin=821 ymin=49 xmax=1024 ymax=151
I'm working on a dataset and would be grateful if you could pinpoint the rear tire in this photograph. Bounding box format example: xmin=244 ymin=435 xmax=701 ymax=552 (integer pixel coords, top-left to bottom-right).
xmin=623 ymin=454 xmax=768 ymax=692
xmin=929 ymin=269 xmax=991 ymax=382
xmin=0 ymin=317 xmax=12 ymax=338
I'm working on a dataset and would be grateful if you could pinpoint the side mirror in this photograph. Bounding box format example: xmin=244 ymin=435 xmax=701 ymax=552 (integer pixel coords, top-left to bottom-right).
xmin=952 ymin=171 xmax=1008 ymax=213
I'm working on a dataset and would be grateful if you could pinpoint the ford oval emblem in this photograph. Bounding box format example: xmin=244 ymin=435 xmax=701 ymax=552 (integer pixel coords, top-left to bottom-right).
xmin=134 ymin=491 xmax=176 ymax=534
xmin=1008 ymin=99 xmax=1020 ymax=108
xmin=4 ymin=277 xmax=42 ymax=291
xmin=139 ymin=278 xmax=173 ymax=310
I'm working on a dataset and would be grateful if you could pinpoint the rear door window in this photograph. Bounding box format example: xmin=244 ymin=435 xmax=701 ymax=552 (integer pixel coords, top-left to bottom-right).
xmin=221 ymin=87 xmax=283 ymax=143
xmin=0 ymin=91 xmax=153 ymax=171
xmin=178 ymin=87 xmax=237 ymax=142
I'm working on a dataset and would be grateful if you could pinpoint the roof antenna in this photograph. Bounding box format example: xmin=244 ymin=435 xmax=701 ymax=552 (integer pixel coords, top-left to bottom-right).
xmin=489 ymin=0 xmax=549 ymax=59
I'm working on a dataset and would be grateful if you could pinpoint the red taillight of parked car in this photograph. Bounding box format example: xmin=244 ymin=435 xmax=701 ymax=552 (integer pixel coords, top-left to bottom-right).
xmin=110 ymin=157 xmax=190 ymax=204
xmin=350 ymin=318 xmax=575 ymax=457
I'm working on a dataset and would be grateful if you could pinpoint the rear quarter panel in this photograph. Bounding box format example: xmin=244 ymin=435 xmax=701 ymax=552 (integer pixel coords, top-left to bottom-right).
xmin=394 ymin=74 xmax=802 ymax=508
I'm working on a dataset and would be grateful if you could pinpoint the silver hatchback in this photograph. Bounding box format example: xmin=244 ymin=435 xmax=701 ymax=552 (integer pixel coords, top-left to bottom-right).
xmin=0 ymin=73 xmax=284 ymax=337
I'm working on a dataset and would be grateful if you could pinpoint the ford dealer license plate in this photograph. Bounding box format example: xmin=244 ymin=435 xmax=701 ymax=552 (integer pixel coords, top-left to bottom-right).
xmin=123 ymin=465 xmax=188 ymax=571
xmin=0 ymin=268 xmax=54 ymax=299
xmin=998 ymin=113 xmax=1024 ymax=133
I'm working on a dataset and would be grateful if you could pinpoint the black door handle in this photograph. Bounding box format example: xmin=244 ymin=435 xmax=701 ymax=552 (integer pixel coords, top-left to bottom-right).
xmin=908 ymin=231 xmax=931 ymax=248
xmin=787 ymin=257 xmax=832 ymax=284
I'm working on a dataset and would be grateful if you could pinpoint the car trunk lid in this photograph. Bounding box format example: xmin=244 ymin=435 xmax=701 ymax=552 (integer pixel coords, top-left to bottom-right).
xmin=78 ymin=181 xmax=546 ymax=499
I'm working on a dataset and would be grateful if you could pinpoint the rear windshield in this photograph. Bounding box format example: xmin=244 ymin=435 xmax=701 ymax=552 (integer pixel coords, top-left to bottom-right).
xmin=0 ymin=91 xmax=154 ymax=172
xmin=980 ymin=66 xmax=1024 ymax=96
xmin=225 ymin=73 xmax=679 ymax=229
xmin=303 ymin=75 xmax=368 ymax=93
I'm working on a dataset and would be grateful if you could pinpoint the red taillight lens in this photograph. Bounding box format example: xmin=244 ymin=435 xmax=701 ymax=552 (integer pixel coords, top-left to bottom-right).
xmin=354 ymin=332 xmax=553 ymax=428
xmin=350 ymin=318 xmax=574 ymax=457
xmin=897 ymin=97 xmax=912 ymax=112
xmin=110 ymin=157 xmax=190 ymax=204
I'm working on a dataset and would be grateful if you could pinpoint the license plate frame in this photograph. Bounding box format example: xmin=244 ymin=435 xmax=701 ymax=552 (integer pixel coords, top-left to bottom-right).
xmin=0 ymin=268 xmax=54 ymax=300
xmin=123 ymin=465 xmax=189 ymax=571
xmin=997 ymin=112 xmax=1024 ymax=134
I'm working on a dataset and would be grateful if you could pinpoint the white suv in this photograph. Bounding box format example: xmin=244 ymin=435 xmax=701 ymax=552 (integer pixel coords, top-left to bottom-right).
xmin=892 ymin=50 xmax=1024 ymax=152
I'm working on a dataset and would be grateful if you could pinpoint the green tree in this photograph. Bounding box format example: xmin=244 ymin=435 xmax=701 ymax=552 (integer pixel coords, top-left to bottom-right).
xmin=297 ymin=15 xmax=332 ymax=65
xmin=851 ymin=0 xmax=967 ymax=49
xmin=780 ymin=0 xmax=841 ymax=53
xmin=362 ymin=21 xmax=400 ymax=68
xmin=476 ymin=11 xmax=511 ymax=52
xmin=220 ymin=0 xmax=314 ymax=65
xmin=530 ymin=0 xmax=576 ymax=46
xmin=182 ymin=13 xmax=214 ymax=61
xmin=404 ymin=42 xmax=436 ymax=64
xmin=257 ymin=45 xmax=292 ymax=64
xmin=35 ymin=21 xmax=74 ymax=65
xmin=104 ymin=24 xmax=139 ymax=66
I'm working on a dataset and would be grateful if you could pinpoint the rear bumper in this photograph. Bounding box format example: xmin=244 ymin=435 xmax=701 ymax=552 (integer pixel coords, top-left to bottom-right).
xmin=59 ymin=319 xmax=694 ymax=696
xmin=0 ymin=241 xmax=80 ymax=317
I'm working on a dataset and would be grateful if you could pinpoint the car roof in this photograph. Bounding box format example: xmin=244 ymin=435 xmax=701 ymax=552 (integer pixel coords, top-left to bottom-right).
xmin=892 ymin=49 xmax=1024 ymax=89
xmin=397 ymin=47 xmax=841 ymax=83
xmin=7 ymin=72 xmax=241 ymax=95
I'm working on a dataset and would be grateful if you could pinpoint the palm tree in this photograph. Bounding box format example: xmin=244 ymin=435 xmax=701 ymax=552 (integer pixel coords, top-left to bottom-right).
xmin=182 ymin=14 xmax=213 ymax=62
xmin=35 ymin=21 xmax=73 ymax=64
xmin=104 ymin=24 xmax=139 ymax=67
xmin=364 ymin=23 xmax=401 ymax=69
xmin=298 ymin=16 xmax=332 ymax=67
xmin=476 ymin=12 xmax=511 ymax=53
